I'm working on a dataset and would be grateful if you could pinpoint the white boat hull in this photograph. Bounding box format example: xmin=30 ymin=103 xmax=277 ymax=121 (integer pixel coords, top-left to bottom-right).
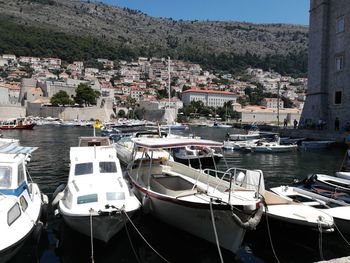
xmin=223 ymin=140 xmax=258 ymax=150
xmin=252 ymin=144 xmax=298 ymax=153
xmin=0 ymin=184 xmax=47 ymax=262
xmin=335 ymin=171 xmax=350 ymax=181
xmin=140 ymin=191 xmax=247 ymax=254
xmin=61 ymin=210 xmax=138 ymax=243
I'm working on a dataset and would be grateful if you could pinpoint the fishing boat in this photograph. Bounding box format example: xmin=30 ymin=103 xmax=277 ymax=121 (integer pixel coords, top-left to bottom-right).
xmin=0 ymin=118 xmax=36 ymax=130
xmin=52 ymin=136 xmax=141 ymax=243
xmin=0 ymin=140 xmax=48 ymax=262
xmin=271 ymin=185 xmax=350 ymax=235
xmin=126 ymin=137 xmax=265 ymax=254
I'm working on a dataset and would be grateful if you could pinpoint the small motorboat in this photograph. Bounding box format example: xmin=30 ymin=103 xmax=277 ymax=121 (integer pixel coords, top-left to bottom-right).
xmin=160 ymin=122 xmax=189 ymax=131
xmin=126 ymin=137 xmax=264 ymax=254
xmin=232 ymin=170 xmax=334 ymax=233
xmin=223 ymin=130 xmax=261 ymax=150
xmin=250 ymin=139 xmax=298 ymax=153
xmin=0 ymin=140 xmax=48 ymax=262
xmin=295 ymin=174 xmax=350 ymax=204
xmin=271 ymin=185 xmax=350 ymax=235
xmin=172 ymin=145 xmax=223 ymax=169
xmin=52 ymin=136 xmax=141 ymax=243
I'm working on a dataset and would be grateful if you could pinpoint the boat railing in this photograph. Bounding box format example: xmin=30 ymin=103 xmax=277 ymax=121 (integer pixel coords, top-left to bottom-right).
xmin=202 ymin=167 xmax=263 ymax=202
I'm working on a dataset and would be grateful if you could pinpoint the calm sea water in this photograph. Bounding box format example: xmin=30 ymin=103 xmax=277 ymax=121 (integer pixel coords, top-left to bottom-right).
xmin=4 ymin=125 xmax=350 ymax=263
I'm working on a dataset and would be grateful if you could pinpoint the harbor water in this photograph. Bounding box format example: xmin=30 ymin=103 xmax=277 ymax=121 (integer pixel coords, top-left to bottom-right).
xmin=4 ymin=125 xmax=350 ymax=263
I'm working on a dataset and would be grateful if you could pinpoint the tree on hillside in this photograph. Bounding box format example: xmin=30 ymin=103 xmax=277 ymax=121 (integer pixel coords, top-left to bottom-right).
xmin=50 ymin=90 xmax=74 ymax=106
xmin=117 ymin=109 xmax=126 ymax=118
xmin=281 ymin=96 xmax=294 ymax=108
xmin=74 ymin=83 xmax=101 ymax=106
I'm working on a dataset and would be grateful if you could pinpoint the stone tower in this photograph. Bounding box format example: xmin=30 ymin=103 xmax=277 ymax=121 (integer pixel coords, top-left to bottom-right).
xmin=302 ymin=0 xmax=350 ymax=130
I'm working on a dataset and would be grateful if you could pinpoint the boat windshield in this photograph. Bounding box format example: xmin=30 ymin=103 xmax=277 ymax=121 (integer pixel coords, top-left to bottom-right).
xmin=77 ymin=194 xmax=98 ymax=204
xmin=99 ymin=162 xmax=117 ymax=173
xmin=0 ymin=166 xmax=12 ymax=189
xmin=75 ymin=163 xmax=93 ymax=175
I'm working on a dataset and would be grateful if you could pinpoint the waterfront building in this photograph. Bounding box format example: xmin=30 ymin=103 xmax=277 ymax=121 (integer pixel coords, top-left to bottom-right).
xmin=302 ymin=0 xmax=350 ymax=130
xmin=1 ymin=54 xmax=16 ymax=61
xmin=182 ymin=89 xmax=237 ymax=108
xmin=261 ymin=98 xmax=284 ymax=109
xmin=237 ymin=105 xmax=301 ymax=124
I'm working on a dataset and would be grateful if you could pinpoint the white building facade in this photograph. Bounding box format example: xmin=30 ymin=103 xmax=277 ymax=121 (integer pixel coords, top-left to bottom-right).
xmin=182 ymin=89 xmax=237 ymax=108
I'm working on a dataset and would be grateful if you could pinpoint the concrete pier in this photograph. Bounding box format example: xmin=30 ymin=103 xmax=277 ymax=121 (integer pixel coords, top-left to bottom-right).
xmin=316 ymin=256 xmax=350 ymax=262
xmin=278 ymin=128 xmax=349 ymax=144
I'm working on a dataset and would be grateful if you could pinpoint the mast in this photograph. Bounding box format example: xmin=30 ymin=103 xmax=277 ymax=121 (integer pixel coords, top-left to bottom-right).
xmin=168 ymin=56 xmax=171 ymax=135
xmin=277 ymin=81 xmax=280 ymax=129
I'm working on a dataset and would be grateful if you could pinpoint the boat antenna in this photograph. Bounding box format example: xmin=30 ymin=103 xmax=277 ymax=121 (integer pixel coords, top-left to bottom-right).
xmin=277 ymin=81 xmax=280 ymax=130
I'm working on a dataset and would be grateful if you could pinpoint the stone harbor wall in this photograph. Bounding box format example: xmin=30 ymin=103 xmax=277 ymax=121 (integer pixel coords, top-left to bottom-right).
xmin=0 ymin=105 xmax=26 ymax=119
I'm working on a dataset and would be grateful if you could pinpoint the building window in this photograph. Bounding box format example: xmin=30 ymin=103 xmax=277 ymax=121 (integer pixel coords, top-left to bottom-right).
xmin=335 ymin=91 xmax=342 ymax=104
xmin=335 ymin=55 xmax=344 ymax=71
xmin=336 ymin=16 xmax=345 ymax=33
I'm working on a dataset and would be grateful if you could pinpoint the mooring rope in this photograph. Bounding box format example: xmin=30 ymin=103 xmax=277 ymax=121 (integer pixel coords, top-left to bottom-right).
xmin=264 ymin=209 xmax=280 ymax=263
xmin=334 ymin=221 xmax=350 ymax=247
xmin=89 ymin=209 xmax=95 ymax=263
xmin=122 ymin=210 xmax=170 ymax=263
xmin=124 ymin=217 xmax=141 ymax=263
xmin=209 ymin=198 xmax=224 ymax=263
xmin=318 ymin=221 xmax=324 ymax=261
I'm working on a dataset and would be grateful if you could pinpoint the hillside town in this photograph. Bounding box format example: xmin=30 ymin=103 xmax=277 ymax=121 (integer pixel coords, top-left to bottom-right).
xmin=0 ymin=54 xmax=307 ymax=124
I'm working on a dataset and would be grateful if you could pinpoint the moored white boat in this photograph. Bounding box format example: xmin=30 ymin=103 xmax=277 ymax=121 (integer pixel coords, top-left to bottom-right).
xmin=53 ymin=136 xmax=141 ymax=243
xmin=250 ymin=139 xmax=298 ymax=153
xmin=0 ymin=140 xmax=48 ymax=262
xmin=228 ymin=169 xmax=334 ymax=233
xmin=223 ymin=133 xmax=260 ymax=150
xmin=115 ymin=130 xmax=170 ymax=165
xmin=126 ymin=137 xmax=264 ymax=254
xmin=271 ymin=185 xmax=349 ymax=234
xmin=172 ymin=145 xmax=223 ymax=169
xmin=160 ymin=122 xmax=189 ymax=131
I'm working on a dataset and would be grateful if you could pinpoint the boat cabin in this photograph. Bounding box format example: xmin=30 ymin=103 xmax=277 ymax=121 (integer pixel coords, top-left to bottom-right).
xmin=68 ymin=146 xmax=121 ymax=182
xmin=0 ymin=153 xmax=29 ymax=194
xmin=78 ymin=136 xmax=111 ymax=147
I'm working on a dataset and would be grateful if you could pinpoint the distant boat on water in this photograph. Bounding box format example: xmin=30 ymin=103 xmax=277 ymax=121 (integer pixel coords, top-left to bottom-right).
xmin=0 ymin=118 xmax=35 ymax=130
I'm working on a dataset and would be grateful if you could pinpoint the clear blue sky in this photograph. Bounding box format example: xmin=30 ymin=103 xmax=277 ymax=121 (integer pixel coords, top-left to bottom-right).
xmin=101 ymin=0 xmax=310 ymax=25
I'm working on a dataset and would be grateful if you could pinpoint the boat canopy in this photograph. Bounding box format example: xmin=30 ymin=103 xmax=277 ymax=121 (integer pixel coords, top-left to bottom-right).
xmin=132 ymin=137 xmax=223 ymax=149
xmin=0 ymin=143 xmax=37 ymax=155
